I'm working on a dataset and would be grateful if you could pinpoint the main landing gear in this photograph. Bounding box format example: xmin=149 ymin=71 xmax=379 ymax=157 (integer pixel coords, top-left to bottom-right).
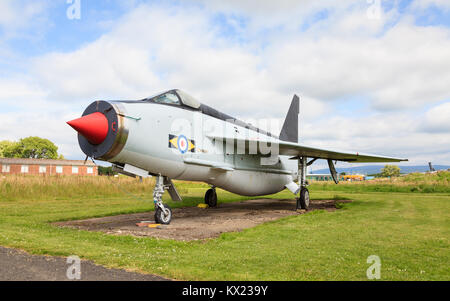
xmin=297 ymin=157 xmax=310 ymax=210
xmin=204 ymin=187 xmax=218 ymax=207
xmin=297 ymin=187 xmax=310 ymax=210
xmin=153 ymin=175 xmax=172 ymax=224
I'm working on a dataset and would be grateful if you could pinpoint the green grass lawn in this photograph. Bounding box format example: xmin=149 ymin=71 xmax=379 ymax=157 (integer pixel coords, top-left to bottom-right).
xmin=310 ymin=171 xmax=450 ymax=193
xmin=0 ymin=179 xmax=448 ymax=280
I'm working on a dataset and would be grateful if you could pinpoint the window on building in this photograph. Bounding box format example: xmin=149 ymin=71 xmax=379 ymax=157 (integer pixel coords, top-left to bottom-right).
xmin=21 ymin=165 xmax=29 ymax=173
xmin=87 ymin=167 xmax=93 ymax=174
xmin=56 ymin=166 xmax=63 ymax=174
xmin=2 ymin=165 xmax=10 ymax=173
xmin=39 ymin=166 xmax=46 ymax=173
xmin=72 ymin=166 xmax=79 ymax=174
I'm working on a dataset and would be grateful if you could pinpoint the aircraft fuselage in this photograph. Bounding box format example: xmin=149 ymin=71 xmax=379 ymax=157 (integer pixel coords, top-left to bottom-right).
xmin=108 ymin=100 xmax=297 ymax=196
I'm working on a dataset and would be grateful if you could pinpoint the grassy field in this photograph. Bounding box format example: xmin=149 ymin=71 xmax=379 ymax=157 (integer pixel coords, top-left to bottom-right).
xmin=0 ymin=175 xmax=162 ymax=202
xmin=0 ymin=174 xmax=448 ymax=280
xmin=310 ymin=171 xmax=450 ymax=193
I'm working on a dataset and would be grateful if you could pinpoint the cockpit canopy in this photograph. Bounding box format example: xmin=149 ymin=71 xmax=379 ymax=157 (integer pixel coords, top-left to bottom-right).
xmin=140 ymin=89 xmax=276 ymax=138
xmin=142 ymin=89 xmax=201 ymax=109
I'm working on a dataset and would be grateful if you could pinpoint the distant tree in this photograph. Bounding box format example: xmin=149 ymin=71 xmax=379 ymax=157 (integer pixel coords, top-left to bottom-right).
xmin=0 ymin=141 xmax=7 ymax=156
xmin=98 ymin=166 xmax=117 ymax=176
xmin=2 ymin=137 xmax=60 ymax=159
xmin=0 ymin=140 xmax=18 ymax=157
xmin=340 ymin=172 xmax=347 ymax=176
xmin=19 ymin=137 xmax=59 ymax=159
xmin=381 ymin=165 xmax=401 ymax=178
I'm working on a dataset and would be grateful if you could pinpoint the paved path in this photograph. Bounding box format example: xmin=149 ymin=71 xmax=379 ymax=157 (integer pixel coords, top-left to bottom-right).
xmin=0 ymin=246 xmax=169 ymax=281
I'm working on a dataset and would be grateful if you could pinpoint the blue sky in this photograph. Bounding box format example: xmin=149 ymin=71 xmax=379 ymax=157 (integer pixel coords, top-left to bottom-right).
xmin=0 ymin=0 xmax=449 ymax=168
xmin=4 ymin=0 xmax=450 ymax=60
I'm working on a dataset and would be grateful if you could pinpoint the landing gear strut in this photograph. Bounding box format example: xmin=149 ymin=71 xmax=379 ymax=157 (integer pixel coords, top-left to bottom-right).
xmin=153 ymin=175 xmax=172 ymax=224
xmin=204 ymin=187 xmax=218 ymax=207
xmin=297 ymin=157 xmax=310 ymax=210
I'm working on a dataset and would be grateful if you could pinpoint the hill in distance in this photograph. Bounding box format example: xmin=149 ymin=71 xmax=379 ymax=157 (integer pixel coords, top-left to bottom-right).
xmin=311 ymin=165 xmax=450 ymax=175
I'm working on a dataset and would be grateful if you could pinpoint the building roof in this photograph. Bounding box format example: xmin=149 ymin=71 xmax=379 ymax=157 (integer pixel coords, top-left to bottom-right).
xmin=0 ymin=158 xmax=96 ymax=166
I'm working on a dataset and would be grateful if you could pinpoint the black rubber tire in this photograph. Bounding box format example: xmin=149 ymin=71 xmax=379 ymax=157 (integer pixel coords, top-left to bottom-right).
xmin=204 ymin=189 xmax=218 ymax=207
xmin=297 ymin=188 xmax=310 ymax=210
xmin=154 ymin=204 xmax=172 ymax=225
xmin=204 ymin=189 xmax=212 ymax=204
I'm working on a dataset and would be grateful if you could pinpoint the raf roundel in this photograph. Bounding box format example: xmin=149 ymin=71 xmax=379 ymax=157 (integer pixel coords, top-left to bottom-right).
xmin=177 ymin=135 xmax=189 ymax=154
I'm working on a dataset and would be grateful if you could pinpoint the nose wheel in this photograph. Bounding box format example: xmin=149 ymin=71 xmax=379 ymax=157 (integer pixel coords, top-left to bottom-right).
xmin=205 ymin=188 xmax=218 ymax=207
xmin=153 ymin=175 xmax=173 ymax=224
xmin=155 ymin=204 xmax=172 ymax=225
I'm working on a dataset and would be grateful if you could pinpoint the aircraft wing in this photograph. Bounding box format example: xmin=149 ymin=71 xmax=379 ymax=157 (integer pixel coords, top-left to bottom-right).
xmin=207 ymin=135 xmax=408 ymax=163
xmin=278 ymin=141 xmax=407 ymax=162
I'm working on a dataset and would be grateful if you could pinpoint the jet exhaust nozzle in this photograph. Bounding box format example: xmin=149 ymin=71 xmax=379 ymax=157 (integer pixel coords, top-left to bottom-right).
xmin=67 ymin=112 xmax=109 ymax=145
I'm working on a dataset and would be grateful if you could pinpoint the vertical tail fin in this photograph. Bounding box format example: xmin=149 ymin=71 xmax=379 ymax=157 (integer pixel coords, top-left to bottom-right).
xmin=279 ymin=95 xmax=300 ymax=143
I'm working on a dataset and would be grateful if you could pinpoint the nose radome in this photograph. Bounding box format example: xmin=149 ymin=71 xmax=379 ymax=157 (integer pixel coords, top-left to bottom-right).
xmin=67 ymin=112 xmax=109 ymax=145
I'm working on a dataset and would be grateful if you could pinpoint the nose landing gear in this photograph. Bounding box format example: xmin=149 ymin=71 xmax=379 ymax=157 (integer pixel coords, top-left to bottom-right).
xmin=153 ymin=175 xmax=173 ymax=224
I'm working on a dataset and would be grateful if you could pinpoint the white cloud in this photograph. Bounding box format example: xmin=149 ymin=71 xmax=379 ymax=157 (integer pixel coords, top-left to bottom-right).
xmin=191 ymin=0 xmax=356 ymax=25
xmin=34 ymin=40 xmax=162 ymax=101
xmin=32 ymin=5 xmax=292 ymax=117
xmin=422 ymin=101 xmax=450 ymax=133
xmin=0 ymin=109 xmax=84 ymax=159
xmin=0 ymin=0 xmax=47 ymax=34
xmin=0 ymin=79 xmax=47 ymax=103
xmin=0 ymin=1 xmax=449 ymax=165
xmin=411 ymin=0 xmax=450 ymax=11
xmin=266 ymin=17 xmax=450 ymax=110
xmin=301 ymin=108 xmax=450 ymax=165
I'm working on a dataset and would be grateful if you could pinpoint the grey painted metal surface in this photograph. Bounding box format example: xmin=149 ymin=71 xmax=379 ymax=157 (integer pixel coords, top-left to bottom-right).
xmin=279 ymin=95 xmax=300 ymax=143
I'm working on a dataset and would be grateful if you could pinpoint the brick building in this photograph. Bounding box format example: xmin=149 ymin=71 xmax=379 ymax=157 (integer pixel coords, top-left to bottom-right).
xmin=0 ymin=158 xmax=98 ymax=176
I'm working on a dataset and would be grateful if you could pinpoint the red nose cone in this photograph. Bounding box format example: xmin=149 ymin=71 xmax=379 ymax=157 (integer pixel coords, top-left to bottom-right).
xmin=67 ymin=112 xmax=109 ymax=145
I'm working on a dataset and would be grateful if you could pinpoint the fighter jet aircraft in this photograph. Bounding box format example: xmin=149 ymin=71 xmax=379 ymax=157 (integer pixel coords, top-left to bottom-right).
xmin=67 ymin=89 xmax=407 ymax=224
